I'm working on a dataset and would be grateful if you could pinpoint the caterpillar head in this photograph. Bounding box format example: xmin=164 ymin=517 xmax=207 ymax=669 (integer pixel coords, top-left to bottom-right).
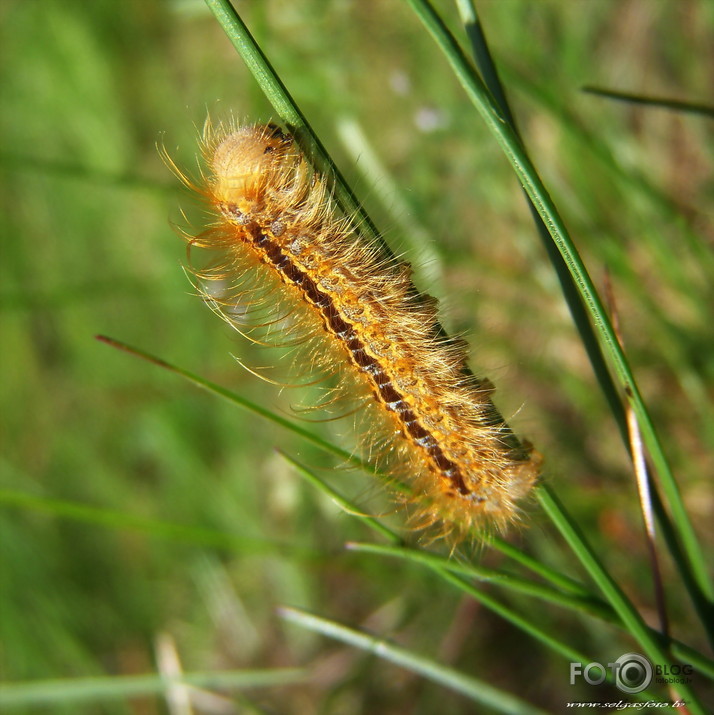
xmin=210 ymin=123 xmax=296 ymax=207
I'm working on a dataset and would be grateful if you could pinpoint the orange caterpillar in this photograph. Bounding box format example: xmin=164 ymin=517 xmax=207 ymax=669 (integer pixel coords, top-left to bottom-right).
xmin=170 ymin=120 xmax=541 ymax=539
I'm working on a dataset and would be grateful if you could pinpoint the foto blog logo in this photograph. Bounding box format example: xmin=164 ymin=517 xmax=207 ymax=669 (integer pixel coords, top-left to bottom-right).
xmin=570 ymin=653 xmax=653 ymax=694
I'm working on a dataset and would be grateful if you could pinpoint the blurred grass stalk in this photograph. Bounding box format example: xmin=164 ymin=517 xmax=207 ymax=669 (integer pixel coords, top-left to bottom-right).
xmin=0 ymin=669 xmax=307 ymax=709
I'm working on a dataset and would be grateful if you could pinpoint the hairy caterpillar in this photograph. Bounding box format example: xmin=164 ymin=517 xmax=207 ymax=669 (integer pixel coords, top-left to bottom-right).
xmin=169 ymin=120 xmax=541 ymax=539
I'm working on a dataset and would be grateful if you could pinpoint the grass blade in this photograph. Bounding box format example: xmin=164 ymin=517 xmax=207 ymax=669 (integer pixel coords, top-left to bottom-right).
xmin=348 ymin=541 xmax=714 ymax=680
xmin=281 ymin=462 xmax=640 ymax=680
xmin=96 ymin=337 xmax=594 ymax=600
xmin=202 ymin=0 xmax=383 ymax=247
xmin=452 ymin=0 xmax=714 ymax=648
xmin=279 ymin=607 xmax=548 ymax=715
xmin=405 ymin=0 xmax=713 ymax=617
xmin=581 ymin=87 xmax=714 ymax=117
xmin=95 ymin=335 xmax=370 ymax=472
xmin=538 ymin=485 xmax=706 ymax=713
xmin=278 ymin=452 xmax=400 ymax=544
xmin=347 ymin=541 xmax=614 ymax=621
xmin=0 ymin=669 xmax=306 ymax=709
xmin=0 ymin=486 xmax=312 ymax=557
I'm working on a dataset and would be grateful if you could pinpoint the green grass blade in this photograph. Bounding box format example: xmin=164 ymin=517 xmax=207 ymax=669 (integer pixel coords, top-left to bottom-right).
xmin=488 ymin=537 xmax=594 ymax=598
xmin=347 ymin=541 xmax=614 ymax=621
xmin=405 ymin=0 xmax=713 ymax=611
xmin=282 ymin=457 xmax=710 ymax=691
xmin=287 ymin=457 xmax=713 ymax=680
xmin=99 ymin=334 xmax=635 ymax=655
xmin=278 ymin=607 xmax=548 ymax=715
xmin=95 ymin=335 xmax=371 ymax=473
xmin=0 ymin=669 xmax=307 ymax=708
xmin=538 ymin=485 xmax=706 ymax=712
xmin=581 ymin=87 xmax=714 ymax=117
xmin=97 ymin=336 xmax=593 ymax=602
xmin=279 ymin=452 xmax=401 ymax=544
xmin=278 ymin=462 xmax=625 ymax=677
xmin=284 ymin=454 xmax=634 ymax=667
xmin=0 ymin=486 xmax=313 ymax=557
xmin=430 ymin=568 xmax=667 ymax=702
xmin=202 ymin=0 xmax=383 ymax=247
xmin=348 ymin=541 xmax=714 ymax=679
xmin=453 ymin=0 xmax=626 ymax=437
xmin=648 ymin=477 xmax=714 ymax=648
xmin=453 ymin=0 xmax=713 ymax=646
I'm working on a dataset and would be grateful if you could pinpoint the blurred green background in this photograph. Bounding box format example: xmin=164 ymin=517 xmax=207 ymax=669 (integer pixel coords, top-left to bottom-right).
xmin=1 ymin=0 xmax=712 ymax=712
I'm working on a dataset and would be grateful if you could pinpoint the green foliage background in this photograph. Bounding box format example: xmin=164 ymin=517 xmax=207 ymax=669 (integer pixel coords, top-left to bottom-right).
xmin=1 ymin=0 xmax=712 ymax=712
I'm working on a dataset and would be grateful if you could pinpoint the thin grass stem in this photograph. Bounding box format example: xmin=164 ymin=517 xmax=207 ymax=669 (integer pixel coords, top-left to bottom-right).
xmin=0 ymin=670 xmax=307 ymax=709
xmin=279 ymin=607 xmax=549 ymax=715
xmin=451 ymin=0 xmax=714 ymax=650
xmin=203 ymin=0 xmax=383 ymax=248
xmin=407 ymin=0 xmax=713 ymax=629
xmin=581 ymin=87 xmax=714 ymax=117
xmin=538 ymin=485 xmax=705 ymax=713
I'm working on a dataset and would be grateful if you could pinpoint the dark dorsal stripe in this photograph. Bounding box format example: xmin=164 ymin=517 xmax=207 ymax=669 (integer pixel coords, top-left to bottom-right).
xmin=242 ymin=221 xmax=472 ymax=497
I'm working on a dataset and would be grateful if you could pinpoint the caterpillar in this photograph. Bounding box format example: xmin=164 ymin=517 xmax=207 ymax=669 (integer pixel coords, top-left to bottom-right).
xmin=169 ymin=120 xmax=541 ymax=540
